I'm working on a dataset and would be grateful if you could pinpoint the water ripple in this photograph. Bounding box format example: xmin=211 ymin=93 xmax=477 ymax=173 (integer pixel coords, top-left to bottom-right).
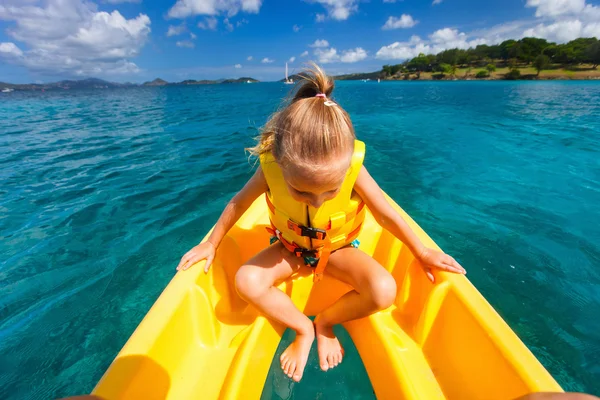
xmin=0 ymin=82 xmax=599 ymax=399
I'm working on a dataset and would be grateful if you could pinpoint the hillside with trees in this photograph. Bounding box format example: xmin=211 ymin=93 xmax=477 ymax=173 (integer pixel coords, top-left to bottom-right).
xmin=379 ymin=37 xmax=600 ymax=81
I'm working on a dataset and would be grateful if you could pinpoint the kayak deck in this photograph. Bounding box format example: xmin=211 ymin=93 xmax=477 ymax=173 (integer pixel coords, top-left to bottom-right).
xmin=93 ymin=195 xmax=562 ymax=399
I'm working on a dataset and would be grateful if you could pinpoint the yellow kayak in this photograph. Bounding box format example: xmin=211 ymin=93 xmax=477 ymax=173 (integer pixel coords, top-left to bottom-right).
xmin=93 ymin=194 xmax=562 ymax=399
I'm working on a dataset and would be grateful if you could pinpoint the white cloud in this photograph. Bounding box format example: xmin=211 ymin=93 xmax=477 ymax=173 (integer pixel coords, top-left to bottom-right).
xmin=293 ymin=24 xmax=302 ymax=32
xmin=235 ymin=63 xmax=242 ymax=68
xmin=310 ymin=39 xmax=330 ymax=48
xmin=522 ymin=0 xmax=600 ymax=42
xmin=0 ymin=42 xmax=23 ymax=57
xmin=197 ymin=16 xmax=218 ymax=30
xmin=308 ymin=0 xmax=359 ymax=21
xmin=105 ymin=0 xmax=141 ymax=3
xmin=247 ymin=55 xmax=253 ymax=61
xmin=376 ymin=29 xmax=487 ymax=60
xmin=236 ymin=18 xmax=248 ymax=27
xmin=0 ymin=0 xmax=150 ymax=77
xmin=468 ymin=20 xmax=531 ymax=44
xmin=167 ymin=24 xmax=187 ymax=36
xmin=314 ymin=46 xmax=367 ymax=63
xmin=261 ymin=57 xmax=274 ymax=63
xmin=382 ymin=14 xmax=418 ymax=30
xmin=288 ymin=56 xmax=296 ymax=63
xmin=524 ymin=19 xmax=600 ymax=42
xmin=315 ymin=13 xmax=326 ymax=22
xmin=190 ymin=32 xmax=197 ymax=39
xmin=169 ymin=0 xmax=262 ymax=18
xmin=383 ymin=0 xmax=399 ymax=3
xmin=314 ymin=47 xmax=339 ymax=63
xmin=432 ymin=0 xmax=443 ymax=5
xmin=224 ymin=18 xmax=234 ymax=31
xmin=340 ymin=47 xmax=367 ymax=62
xmin=176 ymin=40 xmax=195 ymax=48
xmin=301 ymin=50 xmax=309 ymax=57
xmin=525 ymin=0 xmax=585 ymax=17
xmin=376 ymin=36 xmax=432 ymax=60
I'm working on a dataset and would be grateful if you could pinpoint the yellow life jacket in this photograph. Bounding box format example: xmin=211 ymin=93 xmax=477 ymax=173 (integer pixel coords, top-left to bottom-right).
xmin=260 ymin=140 xmax=366 ymax=281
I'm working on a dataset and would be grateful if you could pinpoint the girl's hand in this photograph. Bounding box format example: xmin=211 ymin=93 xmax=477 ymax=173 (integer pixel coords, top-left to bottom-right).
xmin=417 ymin=248 xmax=466 ymax=283
xmin=177 ymin=241 xmax=216 ymax=273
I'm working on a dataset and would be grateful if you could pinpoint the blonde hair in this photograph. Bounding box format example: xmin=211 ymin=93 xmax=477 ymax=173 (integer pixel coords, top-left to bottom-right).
xmin=248 ymin=63 xmax=355 ymax=171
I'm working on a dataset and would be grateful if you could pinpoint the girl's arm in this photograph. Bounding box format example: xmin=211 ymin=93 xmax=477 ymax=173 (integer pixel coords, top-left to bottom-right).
xmin=354 ymin=166 xmax=466 ymax=282
xmin=177 ymin=167 xmax=268 ymax=272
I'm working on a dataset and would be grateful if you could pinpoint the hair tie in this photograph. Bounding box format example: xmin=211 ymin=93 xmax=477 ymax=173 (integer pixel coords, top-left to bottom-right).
xmin=315 ymin=92 xmax=336 ymax=106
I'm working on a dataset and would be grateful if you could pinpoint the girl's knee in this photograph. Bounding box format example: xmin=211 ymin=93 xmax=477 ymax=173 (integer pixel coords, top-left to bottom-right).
xmin=235 ymin=265 xmax=269 ymax=301
xmin=369 ymin=273 xmax=397 ymax=310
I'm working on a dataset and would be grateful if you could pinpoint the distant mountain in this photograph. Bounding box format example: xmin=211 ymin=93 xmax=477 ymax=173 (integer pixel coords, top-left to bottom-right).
xmin=145 ymin=77 xmax=260 ymax=85
xmin=0 ymin=76 xmax=261 ymax=91
xmin=0 ymin=77 xmax=136 ymax=91
xmin=173 ymin=79 xmax=222 ymax=85
xmin=143 ymin=78 xmax=168 ymax=86
xmin=221 ymin=77 xmax=259 ymax=84
xmin=333 ymin=71 xmax=382 ymax=81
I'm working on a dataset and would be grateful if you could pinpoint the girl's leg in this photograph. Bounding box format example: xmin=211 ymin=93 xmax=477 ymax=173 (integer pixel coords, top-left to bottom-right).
xmin=314 ymin=247 xmax=397 ymax=371
xmin=235 ymin=243 xmax=314 ymax=382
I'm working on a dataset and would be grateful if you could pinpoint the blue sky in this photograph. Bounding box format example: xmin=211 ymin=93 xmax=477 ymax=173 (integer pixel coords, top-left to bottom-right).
xmin=1 ymin=0 xmax=599 ymax=83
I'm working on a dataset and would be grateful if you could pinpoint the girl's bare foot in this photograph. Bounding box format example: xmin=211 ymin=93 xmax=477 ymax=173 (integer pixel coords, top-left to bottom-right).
xmin=280 ymin=328 xmax=315 ymax=382
xmin=314 ymin=317 xmax=344 ymax=371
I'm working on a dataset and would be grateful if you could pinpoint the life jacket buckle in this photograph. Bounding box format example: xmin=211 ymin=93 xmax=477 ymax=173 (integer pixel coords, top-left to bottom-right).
xmin=294 ymin=248 xmax=319 ymax=258
xmin=287 ymin=220 xmax=327 ymax=240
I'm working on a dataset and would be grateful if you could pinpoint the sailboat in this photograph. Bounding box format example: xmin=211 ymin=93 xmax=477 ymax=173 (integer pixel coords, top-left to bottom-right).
xmin=284 ymin=62 xmax=294 ymax=84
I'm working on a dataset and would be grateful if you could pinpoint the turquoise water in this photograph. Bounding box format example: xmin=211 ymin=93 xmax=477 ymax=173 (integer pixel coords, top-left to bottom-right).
xmin=1 ymin=81 xmax=599 ymax=399
xmin=262 ymin=324 xmax=375 ymax=400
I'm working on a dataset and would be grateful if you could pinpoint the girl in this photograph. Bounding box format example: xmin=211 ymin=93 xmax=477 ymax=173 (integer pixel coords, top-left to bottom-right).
xmin=177 ymin=64 xmax=466 ymax=383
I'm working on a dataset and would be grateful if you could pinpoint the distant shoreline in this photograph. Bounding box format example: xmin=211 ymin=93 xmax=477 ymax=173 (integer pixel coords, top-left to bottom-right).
xmin=0 ymin=77 xmax=261 ymax=92
xmin=332 ymin=65 xmax=600 ymax=82
xmin=2 ymin=69 xmax=600 ymax=92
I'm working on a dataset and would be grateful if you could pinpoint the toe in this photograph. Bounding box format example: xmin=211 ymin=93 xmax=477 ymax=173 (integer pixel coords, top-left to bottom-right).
xmin=294 ymin=359 xmax=307 ymax=382
xmin=327 ymin=353 xmax=335 ymax=369
xmin=287 ymin=361 xmax=296 ymax=378
xmin=282 ymin=359 xmax=291 ymax=374
xmin=319 ymin=346 xmax=330 ymax=371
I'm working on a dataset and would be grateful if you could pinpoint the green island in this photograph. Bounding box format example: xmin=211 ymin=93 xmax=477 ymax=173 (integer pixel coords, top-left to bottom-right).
xmin=342 ymin=37 xmax=600 ymax=81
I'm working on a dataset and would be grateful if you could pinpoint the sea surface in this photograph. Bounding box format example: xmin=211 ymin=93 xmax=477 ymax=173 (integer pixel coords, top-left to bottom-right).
xmin=1 ymin=81 xmax=599 ymax=399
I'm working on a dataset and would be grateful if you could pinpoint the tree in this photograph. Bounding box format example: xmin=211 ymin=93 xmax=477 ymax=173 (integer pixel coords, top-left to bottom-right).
xmin=486 ymin=64 xmax=496 ymax=73
xmin=407 ymin=53 xmax=431 ymax=77
xmin=568 ymin=37 xmax=597 ymax=63
xmin=457 ymin=49 xmax=471 ymax=66
xmin=382 ymin=64 xmax=392 ymax=77
xmin=534 ymin=54 xmax=550 ymax=76
xmin=500 ymin=40 xmax=523 ymax=61
xmin=505 ymin=68 xmax=521 ymax=80
xmin=437 ymin=63 xmax=452 ymax=75
xmin=437 ymin=49 xmax=460 ymax=66
xmin=543 ymin=44 xmax=559 ymax=60
xmin=476 ymin=70 xmax=490 ymax=78
xmin=450 ymin=64 xmax=457 ymax=78
xmin=587 ymin=41 xmax=600 ymax=69
xmin=520 ymin=37 xmax=549 ymax=63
